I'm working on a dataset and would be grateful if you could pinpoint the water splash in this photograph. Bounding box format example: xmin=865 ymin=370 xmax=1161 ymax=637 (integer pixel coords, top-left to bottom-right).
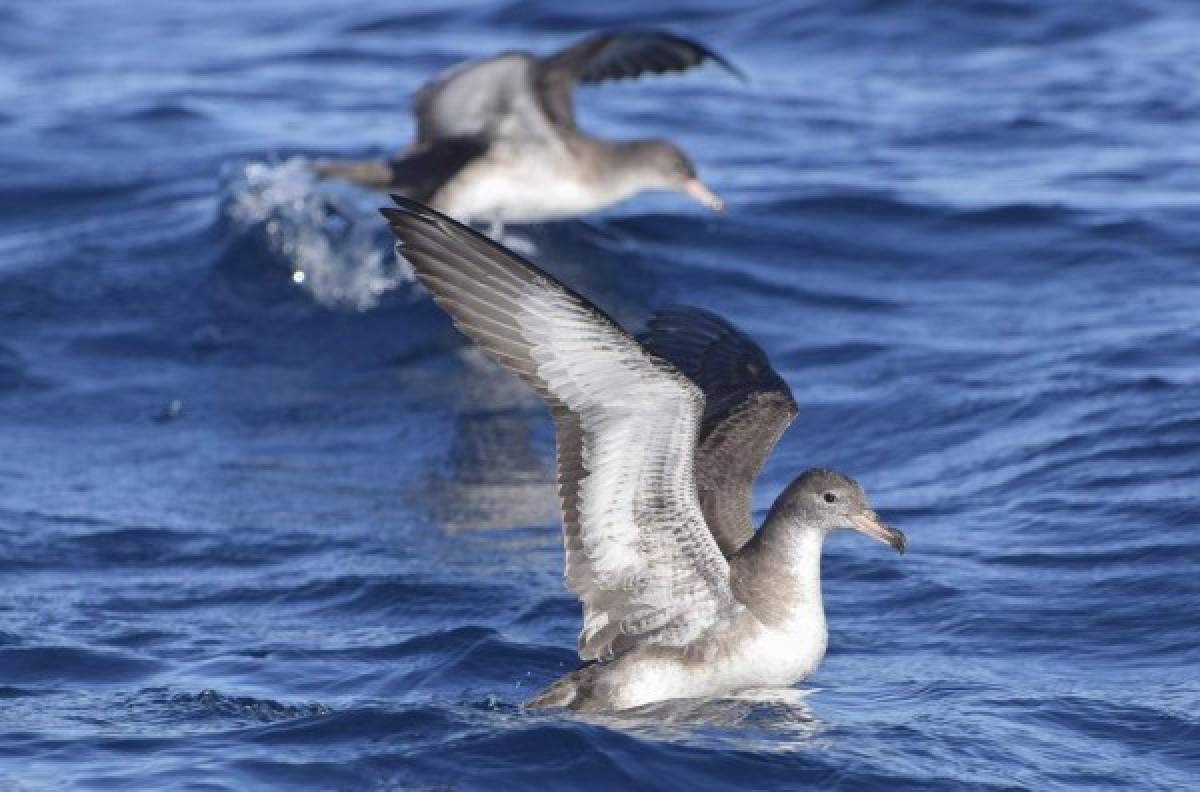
xmin=220 ymin=157 xmax=415 ymax=311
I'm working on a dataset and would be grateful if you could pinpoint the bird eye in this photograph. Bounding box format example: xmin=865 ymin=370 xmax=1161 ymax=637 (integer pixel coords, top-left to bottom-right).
xmin=823 ymin=492 xmax=837 ymax=503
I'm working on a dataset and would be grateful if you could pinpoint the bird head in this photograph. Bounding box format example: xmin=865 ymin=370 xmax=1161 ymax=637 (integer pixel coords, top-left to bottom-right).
xmin=622 ymin=139 xmax=724 ymax=211
xmin=774 ymin=469 xmax=906 ymax=553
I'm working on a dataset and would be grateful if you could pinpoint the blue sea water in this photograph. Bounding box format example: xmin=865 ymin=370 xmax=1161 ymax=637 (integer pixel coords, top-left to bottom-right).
xmin=2 ymin=0 xmax=1199 ymax=788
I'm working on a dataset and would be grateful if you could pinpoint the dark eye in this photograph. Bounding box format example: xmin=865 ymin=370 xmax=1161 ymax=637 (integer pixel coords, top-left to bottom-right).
xmin=823 ymin=492 xmax=837 ymax=503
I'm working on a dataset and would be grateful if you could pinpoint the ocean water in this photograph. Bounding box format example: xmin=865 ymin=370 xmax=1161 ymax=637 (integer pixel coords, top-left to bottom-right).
xmin=2 ymin=0 xmax=1199 ymax=788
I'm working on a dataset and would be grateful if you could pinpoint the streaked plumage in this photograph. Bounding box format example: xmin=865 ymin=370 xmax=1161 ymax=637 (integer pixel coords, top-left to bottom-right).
xmin=381 ymin=197 xmax=906 ymax=711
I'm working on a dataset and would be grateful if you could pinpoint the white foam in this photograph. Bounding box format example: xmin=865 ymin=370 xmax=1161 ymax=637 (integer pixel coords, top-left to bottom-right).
xmin=221 ymin=157 xmax=415 ymax=312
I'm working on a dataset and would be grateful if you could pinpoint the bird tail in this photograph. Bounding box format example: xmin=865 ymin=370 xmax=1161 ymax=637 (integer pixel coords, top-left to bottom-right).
xmin=524 ymin=666 xmax=597 ymax=710
xmin=312 ymin=137 xmax=487 ymax=201
xmin=310 ymin=159 xmax=397 ymax=191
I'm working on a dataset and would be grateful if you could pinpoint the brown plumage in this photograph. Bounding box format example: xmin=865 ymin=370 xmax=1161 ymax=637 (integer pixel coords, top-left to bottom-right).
xmin=381 ymin=196 xmax=905 ymax=711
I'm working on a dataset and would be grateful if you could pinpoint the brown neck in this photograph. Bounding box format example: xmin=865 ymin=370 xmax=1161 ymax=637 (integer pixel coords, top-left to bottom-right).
xmin=730 ymin=513 xmax=826 ymax=628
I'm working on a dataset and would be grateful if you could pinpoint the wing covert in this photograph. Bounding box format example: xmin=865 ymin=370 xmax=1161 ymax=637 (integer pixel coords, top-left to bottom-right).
xmin=413 ymin=53 xmax=560 ymax=146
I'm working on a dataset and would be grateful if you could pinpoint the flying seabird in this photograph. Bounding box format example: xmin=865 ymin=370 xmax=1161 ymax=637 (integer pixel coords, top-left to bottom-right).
xmin=380 ymin=197 xmax=906 ymax=711
xmin=318 ymin=31 xmax=739 ymax=233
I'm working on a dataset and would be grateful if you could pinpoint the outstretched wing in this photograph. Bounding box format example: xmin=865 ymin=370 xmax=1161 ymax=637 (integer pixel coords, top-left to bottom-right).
xmin=381 ymin=197 xmax=736 ymax=661
xmin=413 ymin=53 xmax=560 ymax=147
xmin=536 ymin=30 xmax=744 ymax=130
xmin=640 ymin=308 xmax=797 ymax=558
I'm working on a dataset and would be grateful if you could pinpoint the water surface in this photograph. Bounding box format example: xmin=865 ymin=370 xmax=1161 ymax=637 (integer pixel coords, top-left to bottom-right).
xmin=2 ymin=1 xmax=1199 ymax=789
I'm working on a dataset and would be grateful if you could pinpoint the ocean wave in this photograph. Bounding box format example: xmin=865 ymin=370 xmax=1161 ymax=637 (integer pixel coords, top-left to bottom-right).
xmin=219 ymin=158 xmax=416 ymax=312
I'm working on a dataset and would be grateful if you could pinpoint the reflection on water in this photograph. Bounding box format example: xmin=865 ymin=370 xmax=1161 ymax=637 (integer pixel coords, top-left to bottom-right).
xmin=426 ymin=408 xmax=559 ymax=532
xmin=416 ymin=348 xmax=560 ymax=533
xmin=9 ymin=0 xmax=1199 ymax=783
xmin=579 ymin=688 xmax=830 ymax=753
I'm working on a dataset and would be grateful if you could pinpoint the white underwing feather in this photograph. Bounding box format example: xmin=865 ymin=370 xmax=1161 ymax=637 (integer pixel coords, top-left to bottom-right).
xmin=386 ymin=204 xmax=736 ymax=662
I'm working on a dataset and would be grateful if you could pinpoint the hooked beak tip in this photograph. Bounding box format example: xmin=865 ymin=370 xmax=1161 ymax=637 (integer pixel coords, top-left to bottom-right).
xmin=850 ymin=511 xmax=907 ymax=555
xmin=684 ymin=178 xmax=724 ymax=212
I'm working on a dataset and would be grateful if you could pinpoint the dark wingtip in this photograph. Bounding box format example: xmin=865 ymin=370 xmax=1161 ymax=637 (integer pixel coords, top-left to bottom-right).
xmin=580 ymin=29 xmax=748 ymax=85
xmin=387 ymin=193 xmax=436 ymax=218
xmin=379 ymin=196 xmax=448 ymax=235
xmin=665 ymin=31 xmax=746 ymax=83
xmin=702 ymin=47 xmax=748 ymax=83
xmin=377 ymin=195 xmax=546 ymax=275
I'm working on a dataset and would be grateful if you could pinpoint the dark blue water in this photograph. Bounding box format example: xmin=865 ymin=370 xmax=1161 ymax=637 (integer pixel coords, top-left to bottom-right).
xmin=3 ymin=1 xmax=1199 ymax=788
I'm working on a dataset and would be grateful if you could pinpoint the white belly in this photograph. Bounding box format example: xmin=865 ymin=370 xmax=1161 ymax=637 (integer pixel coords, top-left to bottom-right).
xmin=611 ymin=618 xmax=828 ymax=710
xmin=432 ymin=151 xmax=622 ymax=224
xmin=737 ymin=618 xmax=828 ymax=689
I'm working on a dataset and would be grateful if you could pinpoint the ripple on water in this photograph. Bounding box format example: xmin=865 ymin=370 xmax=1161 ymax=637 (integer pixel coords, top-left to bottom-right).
xmin=3 ymin=0 xmax=1200 ymax=789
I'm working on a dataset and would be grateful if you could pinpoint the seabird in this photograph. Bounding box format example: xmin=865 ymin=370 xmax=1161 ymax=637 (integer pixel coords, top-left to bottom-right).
xmin=318 ymin=31 xmax=739 ymax=232
xmin=380 ymin=197 xmax=906 ymax=711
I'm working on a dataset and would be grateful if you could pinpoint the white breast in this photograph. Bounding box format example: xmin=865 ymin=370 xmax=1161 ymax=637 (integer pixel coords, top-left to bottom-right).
xmin=609 ymin=614 xmax=828 ymax=710
xmin=738 ymin=618 xmax=828 ymax=689
xmin=432 ymin=147 xmax=625 ymax=224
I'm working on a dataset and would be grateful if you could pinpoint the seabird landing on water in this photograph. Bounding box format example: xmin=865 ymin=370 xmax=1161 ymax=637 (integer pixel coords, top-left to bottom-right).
xmin=318 ymin=31 xmax=739 ymax=234
xmin=380 ymin=197 xmax=906 ymax=712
